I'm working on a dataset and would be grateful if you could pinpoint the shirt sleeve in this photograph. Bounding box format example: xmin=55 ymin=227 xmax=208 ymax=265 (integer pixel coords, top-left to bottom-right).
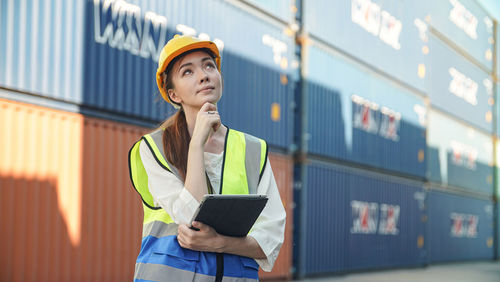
xmin=248 ymin=158 xmax=286 ymax=272
xmin=139 ymin=141 xmax=200 ymax=225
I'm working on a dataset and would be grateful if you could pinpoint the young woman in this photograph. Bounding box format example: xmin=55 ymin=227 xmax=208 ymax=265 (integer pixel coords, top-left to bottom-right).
xmin=128 ymin=35 xmax=286 ymax=282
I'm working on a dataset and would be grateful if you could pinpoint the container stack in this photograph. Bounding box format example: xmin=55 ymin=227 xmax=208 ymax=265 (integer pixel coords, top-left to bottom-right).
xmin=421 ymin=0 xmax=496 ymax=264
xmin=0 ymin=0 xmax=297 ymax=280
xmin=1 ymin=0 xmax=500 ymax=281
xmin=292 ymin=0 xmax=496 ymax=278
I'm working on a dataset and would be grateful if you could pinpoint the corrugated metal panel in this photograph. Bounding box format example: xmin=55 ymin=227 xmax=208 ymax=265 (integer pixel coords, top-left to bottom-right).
xmin=0 ymin=0 xmax=84 ymax=101
xmin=304 ymin=42 xmax=427 ymax=178
xmin=79 ymin=116 xmax=146 ymax=281
xmin=420 ymin=0 xmax=494 ymax=72
xmin=497 ymin=140 xmax=500 ymax=197
xmin=427 ymin=189 xmax=494 ymax=262
xmin=497 ymin=203 xmax=500 ymax=258
xmin=0 ymin=98 xmax=146 ymax=281
xmin=497 ymin=82 xmax=500 ymax=138
xmin=295 ymin=160 xmax=426 ymax=277
xmin=82 ymin=0 xmax=295 ymax=149
xmin=259 ymin=153 xmax=293 ymax=280
xmin=241 ymin=0 xmax=294 ymax=23
xmin=427 ymin=109 xmax=493 ymax=195
xmin=427 ymin=34 xmax=493 ymax=133
xmin=303 ymin=0 xmax=428 ymax=93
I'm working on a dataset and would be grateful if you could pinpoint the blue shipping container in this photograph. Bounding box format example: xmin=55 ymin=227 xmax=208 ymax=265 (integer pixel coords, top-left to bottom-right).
xmin=427 ymin=35 xmax=493 ymax=133
xmin=303 ymin=0 xmax=428 ymax=94
xmin=294 ymin=160 xmax=426 ymax=277
xmin=83 ymin=0 xmax=295 ymax=149
xmin=304 ymin=43 xmax=427 ymax=178
xmin=419 ymin=0 xmax=494 ymax=72
xmin=0 ymin=0 xmax=85 ymax=102
xmin=427 ymin=109 xmax=493 ymax=195
xmin=427 ymin=189 xmax=494 ymax=262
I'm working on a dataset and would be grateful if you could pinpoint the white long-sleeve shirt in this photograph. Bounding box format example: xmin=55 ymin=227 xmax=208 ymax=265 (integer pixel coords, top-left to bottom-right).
xmin=139 ymin=141 xmax=286 ymax=272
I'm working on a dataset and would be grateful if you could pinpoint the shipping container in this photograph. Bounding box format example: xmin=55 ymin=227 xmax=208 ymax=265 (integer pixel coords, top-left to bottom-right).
xmin=303 ymin=0 xmax=428 ymax=93
xmin=497 ymin=82 xmax=500 ymax=138
xmin=241 ymin=0 xmax=295 ymax=23
xmin=0 ymin=98 xmax=146 ymax=281
xmin=303 ymin=42 xmax=427 ymax=178
xmin=0 ymin=97 xmax=293 ymax=280
xmin=497 ymin=140 xmax=500 ymax=197
xmin=0 ymin=0 xmax=295 ymax=149
xmin=83 ymin=0 xmax=295 ymax=149
xmin=0 ymin=0 xmax=85 ymax=101
xmin=497 ymin=203 xmax=499 ymax=259
xmin=427 ymin=109 xmax=493 ymax=195
xmin=419 ymin=0 xmax=494 ymax=72
xmin=259 ymin=153 xmax=293 ymax=280
xmin=427 ymin=188 xmax=494 ymax=263
xmin=427 ymin=34 xmax=493 ymax=133
xmin=294 ymin=160 xmax=426 ymax=277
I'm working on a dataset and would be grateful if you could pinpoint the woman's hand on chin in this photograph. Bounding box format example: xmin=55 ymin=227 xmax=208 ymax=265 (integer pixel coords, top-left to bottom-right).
xmin=190 ymin=102 xmax=221 ymax=148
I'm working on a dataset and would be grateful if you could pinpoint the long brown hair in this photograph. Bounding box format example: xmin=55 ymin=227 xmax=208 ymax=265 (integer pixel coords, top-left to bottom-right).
xmin=159 ymin=48 xmax=218 ymax=181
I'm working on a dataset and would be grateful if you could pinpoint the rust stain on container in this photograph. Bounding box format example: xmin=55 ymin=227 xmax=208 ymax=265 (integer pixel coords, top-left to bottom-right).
xmin=0 ymin=99 xmax=147 ymax=281
xmin=259 ymin=153 xmax=293 ymax=280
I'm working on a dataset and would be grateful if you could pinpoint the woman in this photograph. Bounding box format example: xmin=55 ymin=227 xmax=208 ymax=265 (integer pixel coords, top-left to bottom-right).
xmin=128 ymin=35 xmax=286 ymax=282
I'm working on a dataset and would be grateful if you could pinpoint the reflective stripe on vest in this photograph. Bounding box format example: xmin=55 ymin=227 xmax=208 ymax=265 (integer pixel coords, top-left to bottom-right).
xmin=128 ymin=127 xmax=267 ymax=281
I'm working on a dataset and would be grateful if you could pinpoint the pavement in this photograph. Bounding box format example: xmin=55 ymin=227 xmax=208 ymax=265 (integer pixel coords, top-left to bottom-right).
xmin=291 ymin=260 xmax=500 ymax=282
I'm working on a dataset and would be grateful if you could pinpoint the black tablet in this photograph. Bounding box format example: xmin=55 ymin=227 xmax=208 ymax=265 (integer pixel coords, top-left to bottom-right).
xmin=190 ymin=194 xmax=268 ymax=237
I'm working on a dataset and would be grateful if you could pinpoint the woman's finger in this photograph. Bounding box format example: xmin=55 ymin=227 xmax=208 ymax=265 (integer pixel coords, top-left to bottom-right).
xmin=200 ymin=102 xmax=216 ymax=113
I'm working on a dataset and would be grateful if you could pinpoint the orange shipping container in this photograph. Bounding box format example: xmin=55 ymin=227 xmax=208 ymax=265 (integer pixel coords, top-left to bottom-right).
xmin=259 ymin=153 xmax=293 ymax=281
xmin=0 ymin=98 xmax=293 ymax=281
xmin=0 ymin=99 xmax=147 ymax=281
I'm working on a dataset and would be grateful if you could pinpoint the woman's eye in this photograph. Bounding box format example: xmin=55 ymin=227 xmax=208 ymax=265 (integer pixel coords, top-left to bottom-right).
xmin=183 ymin=69 xmax=192 ymax=75
xmin=205 ymin=63 xmax=215 ymax=69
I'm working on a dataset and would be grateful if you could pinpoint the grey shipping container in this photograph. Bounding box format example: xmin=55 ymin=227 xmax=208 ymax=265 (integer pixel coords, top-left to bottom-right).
xmin=0 ymin=0 xmax=85 ymax=102
xmin=294 ymin=160 xmax=426 ymax=277
xmin=427 ymin=188 xmax=494 ymax=263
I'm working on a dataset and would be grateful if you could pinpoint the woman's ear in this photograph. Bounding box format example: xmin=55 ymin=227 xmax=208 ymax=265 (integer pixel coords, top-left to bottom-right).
xmin=168 ymin=89 xmax=182 ymax=104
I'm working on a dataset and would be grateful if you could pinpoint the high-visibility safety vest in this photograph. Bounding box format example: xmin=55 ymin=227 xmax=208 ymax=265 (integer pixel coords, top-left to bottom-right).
xmin=128 ymin=128 xmax=268 ymax=282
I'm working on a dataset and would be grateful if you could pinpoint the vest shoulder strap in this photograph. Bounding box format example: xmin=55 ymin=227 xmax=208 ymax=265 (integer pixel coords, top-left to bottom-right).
xmin=225 ymin=129 xmax=268 ymax=194
xmin=128 ymin=129 xmax=183 ymax=209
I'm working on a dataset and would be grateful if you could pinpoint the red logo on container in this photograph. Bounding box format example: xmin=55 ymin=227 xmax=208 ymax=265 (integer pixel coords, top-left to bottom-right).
xmin=351 ymin=201 xmax=400 ymax=235
xmin=450 ymin=212 xmax=478 ymax=238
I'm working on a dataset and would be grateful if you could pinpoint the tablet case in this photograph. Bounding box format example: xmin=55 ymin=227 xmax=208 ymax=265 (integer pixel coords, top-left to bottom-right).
xmin=190 ymin=194 xmax=268 ymax=237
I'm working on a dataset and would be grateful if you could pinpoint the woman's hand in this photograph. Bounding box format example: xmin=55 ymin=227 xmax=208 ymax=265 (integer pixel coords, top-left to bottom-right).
xmin=190 ymin=102 xmax=221 ymax=147
xmin=177 ymin=221 xmax=225 ymax=252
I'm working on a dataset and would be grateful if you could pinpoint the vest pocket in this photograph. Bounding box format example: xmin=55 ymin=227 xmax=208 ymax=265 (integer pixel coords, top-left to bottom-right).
xmin=152 ymin=236 xmax=200 ymax=272
xmin=239 ymin=256 xmax=259 ymax=279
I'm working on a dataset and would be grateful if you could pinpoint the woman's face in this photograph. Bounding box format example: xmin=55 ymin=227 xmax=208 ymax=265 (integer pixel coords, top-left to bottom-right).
xmin=167 ymin=51 xmax=222 ymax=109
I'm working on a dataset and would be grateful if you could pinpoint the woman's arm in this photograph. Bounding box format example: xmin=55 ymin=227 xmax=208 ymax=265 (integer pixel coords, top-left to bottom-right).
xmin=184 ymin=102 xmax=221 ymax=202
xmin=139 ymin=141 xmax=200 ymax=224
xmin=177 ymin=221 xmax=266 ymax=259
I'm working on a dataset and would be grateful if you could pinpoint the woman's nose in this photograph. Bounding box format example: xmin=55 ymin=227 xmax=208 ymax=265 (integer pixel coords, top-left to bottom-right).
xmin=199 ymin=71 xmax=210 ymax=83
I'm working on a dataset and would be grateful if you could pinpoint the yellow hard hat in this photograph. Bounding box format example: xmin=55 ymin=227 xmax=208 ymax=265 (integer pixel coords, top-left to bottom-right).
xmin=156 ymin=34 xmax=221 ymax=105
